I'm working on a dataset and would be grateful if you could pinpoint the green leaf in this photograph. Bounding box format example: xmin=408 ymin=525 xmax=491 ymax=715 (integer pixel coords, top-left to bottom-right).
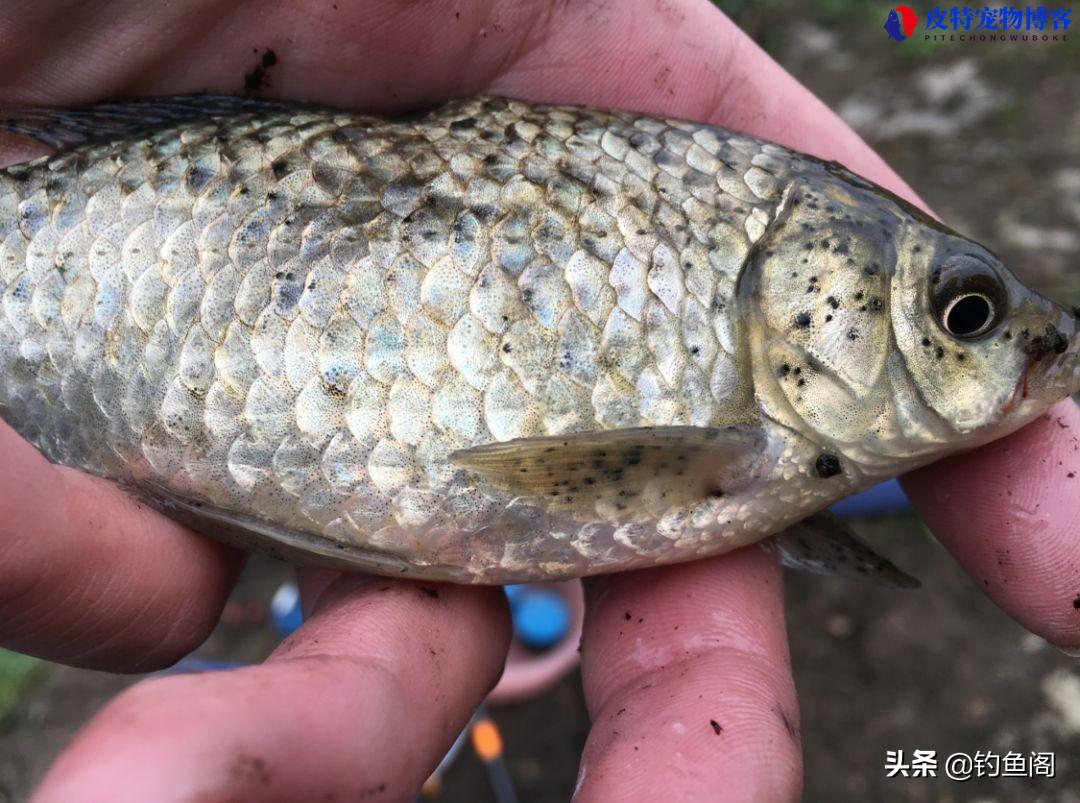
xmin=0 ymin=649 xmax=44 ymax=720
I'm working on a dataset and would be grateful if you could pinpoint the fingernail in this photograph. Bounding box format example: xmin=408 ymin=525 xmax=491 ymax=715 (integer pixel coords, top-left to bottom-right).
xmin=1054 ymin=643 xmax=1080 ymax=658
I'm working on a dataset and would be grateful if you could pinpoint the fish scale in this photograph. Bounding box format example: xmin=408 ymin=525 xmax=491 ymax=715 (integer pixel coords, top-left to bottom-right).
xmin=0 ymin=95 xmax=1074 ymax=583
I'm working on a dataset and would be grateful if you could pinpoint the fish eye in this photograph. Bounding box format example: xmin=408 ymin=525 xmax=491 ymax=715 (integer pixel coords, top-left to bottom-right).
xmin=942 ymin=293 xmax=995 ymax=337
xmin=930 ymin=255 xmax=1007 ymax=339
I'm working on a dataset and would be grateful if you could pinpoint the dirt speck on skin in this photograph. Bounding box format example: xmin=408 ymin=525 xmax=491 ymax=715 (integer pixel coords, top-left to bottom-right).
xmin=243 ymin=48 xmax=278 ymax=94
xmin=420 ymin=586 xmax=439 ymax=599
xmin=709 ymin=720 xmax=722 ymax=735
xmin=231 ymin=753 xmax=270 ymax=786
xmin=652 ymin=0 xmax=687 ymax=24
xmin=775 ymin=707 xmax=800 ymax=744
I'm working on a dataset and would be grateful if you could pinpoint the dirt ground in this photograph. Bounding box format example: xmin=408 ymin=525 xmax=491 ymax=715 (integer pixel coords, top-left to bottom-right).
xmin=2 ymin=3 xmax=1079 ymax=802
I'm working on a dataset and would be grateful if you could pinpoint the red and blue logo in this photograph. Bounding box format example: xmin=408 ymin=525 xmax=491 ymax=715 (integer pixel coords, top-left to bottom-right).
xmin=884 ymin=5 xmax=919 ymax=40
xmin=883 ymin=5 xmax=1072 ymax=42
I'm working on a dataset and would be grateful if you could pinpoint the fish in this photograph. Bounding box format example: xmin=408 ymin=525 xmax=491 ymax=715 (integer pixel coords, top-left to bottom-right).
xmin=0 ymin=94 xmax=1074 ymax=584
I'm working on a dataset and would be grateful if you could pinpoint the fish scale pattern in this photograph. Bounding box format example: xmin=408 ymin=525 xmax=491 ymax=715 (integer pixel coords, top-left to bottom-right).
xmin=0 ymin=96 xmax=831 ymax=580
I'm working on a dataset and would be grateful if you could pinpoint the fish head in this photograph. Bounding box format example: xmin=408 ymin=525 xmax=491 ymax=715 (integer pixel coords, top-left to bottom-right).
xmin=891 ymin=221 xmax=1078 ymax=437
xmin=742 ymin=168 xmax=1078 ymax=463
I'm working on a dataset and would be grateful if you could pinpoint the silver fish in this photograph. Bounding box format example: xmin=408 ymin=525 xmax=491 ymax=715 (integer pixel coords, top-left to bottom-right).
xmin=0 ymin=95 xmax=1075 ymax=583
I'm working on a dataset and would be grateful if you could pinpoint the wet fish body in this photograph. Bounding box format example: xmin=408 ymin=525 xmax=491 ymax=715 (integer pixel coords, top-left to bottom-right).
xmin=0 ymin=95 xmax=1074 ymax=582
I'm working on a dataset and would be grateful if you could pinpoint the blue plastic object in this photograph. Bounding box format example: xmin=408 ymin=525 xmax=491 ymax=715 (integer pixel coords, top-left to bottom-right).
xmin=506 ymin=587 xmax=571 ymax=650
xmin=270 ymin=582 xmax=304 ymax=636
xmin=161 ymin=658 xmax=245 ymax=674
xmin=829 ymin=478 xmax=911 ymax=518
xmin=503 ymin=584 xmax=526 ymax=603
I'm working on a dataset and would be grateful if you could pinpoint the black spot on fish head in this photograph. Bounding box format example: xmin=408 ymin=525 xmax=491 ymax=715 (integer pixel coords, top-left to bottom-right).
xmin=1024 ymin=324 xmax=1069 ymax=362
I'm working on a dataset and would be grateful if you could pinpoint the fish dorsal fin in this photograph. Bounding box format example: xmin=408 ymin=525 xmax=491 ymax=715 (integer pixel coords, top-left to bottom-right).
xmin=773 ymin=511 xmax=919 ymax=589
xmin=451 ymin=425 xmax=767 ymax=516
xmin=0 ymin=94 xmax=309 ymax=149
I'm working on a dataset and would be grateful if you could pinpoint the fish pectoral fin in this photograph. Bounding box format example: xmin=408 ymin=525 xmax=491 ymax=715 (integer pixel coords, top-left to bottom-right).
xmin=450 ymin=425 xmax=767 ymax=514
xmin=772 ymin=511 xmax=919 ymax=589
xmin=136 ymin=481 xmax=415 ymax=575
xmin=0 ymin=95 xmax=318 ymax=149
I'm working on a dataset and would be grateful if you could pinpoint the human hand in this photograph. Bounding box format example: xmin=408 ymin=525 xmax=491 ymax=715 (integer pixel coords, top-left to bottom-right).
xmin=1 ymin=2 xmax=1075 ymax=800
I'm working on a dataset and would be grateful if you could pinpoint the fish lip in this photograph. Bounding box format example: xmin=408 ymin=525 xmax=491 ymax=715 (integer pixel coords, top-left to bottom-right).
xmin=1011 ymin=346 xmax=1080 ymax=416
xmin=1001 ymin=358 xmax=1033 ymax=417
xmin=1006 ymin=311 xmax=1080 ymax=414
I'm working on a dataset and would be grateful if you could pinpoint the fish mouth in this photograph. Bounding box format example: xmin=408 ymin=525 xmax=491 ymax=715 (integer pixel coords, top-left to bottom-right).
xmin=1001 ymin=359 xmax=1031 ymax=417
xmin=1000 ymin=307 xmax=1079 ymax=419
xmin=1046 ymin=320 xmax=1080 ymax=398
xmin=1011 ymin=315 xmax=1080 ymax=413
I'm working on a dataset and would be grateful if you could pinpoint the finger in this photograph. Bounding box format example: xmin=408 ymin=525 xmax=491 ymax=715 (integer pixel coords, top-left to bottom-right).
xmin=903 ymin=399 xmax=1080 ymax=651
xmin=576 ymin=548 xmax=801 ymax=802
xmin=0 ymin=421 xmax=241 ymax=671
xmin=31 ymin=577 xmax=511 ymax=803
xmin=0 ymin=1 xmax=916 ymax=202
xmin=491 ymin=0 xmax=922 ymax=204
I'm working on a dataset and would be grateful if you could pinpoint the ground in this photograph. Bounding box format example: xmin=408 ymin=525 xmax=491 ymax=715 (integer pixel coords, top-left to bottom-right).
xmin=2 ymin=2 xmax=1079 ymax=801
